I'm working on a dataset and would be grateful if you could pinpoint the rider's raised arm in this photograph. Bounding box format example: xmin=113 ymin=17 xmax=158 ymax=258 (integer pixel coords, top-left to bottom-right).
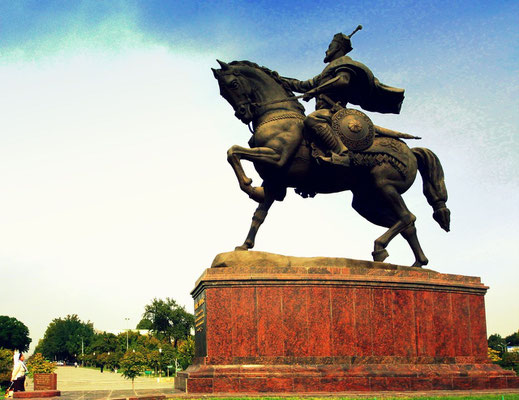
xmin=281 ymin=74 xmax=321 ymax=93
xmin=304 ymin=71 xmax=351 ymax=99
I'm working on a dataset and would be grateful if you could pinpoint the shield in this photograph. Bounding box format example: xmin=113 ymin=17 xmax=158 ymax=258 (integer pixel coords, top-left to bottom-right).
xmin=331 ymin=108 xmax=375 ymax=151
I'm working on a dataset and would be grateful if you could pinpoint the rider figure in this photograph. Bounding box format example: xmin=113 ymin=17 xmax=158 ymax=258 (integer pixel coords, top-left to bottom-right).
xmin=281 ymin=26 xmax=405 ymax=166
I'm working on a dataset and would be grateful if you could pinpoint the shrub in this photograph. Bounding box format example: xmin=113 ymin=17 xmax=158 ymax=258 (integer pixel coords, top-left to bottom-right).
xmin=498 ymin=351 xmax=519 ymax=375
xmin=176 ymin=336 xmax=194 ymax=370
xmin=488 ymin=347 xmax=502 ymax=362
xmin=26 ymin=353 xmax=57 ymax=377
xmin=0 ymin=349 xmax=13 ymax=385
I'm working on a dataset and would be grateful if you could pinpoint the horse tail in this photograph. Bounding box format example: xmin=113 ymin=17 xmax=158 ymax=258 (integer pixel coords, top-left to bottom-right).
xmin=412 ymin=147 xmax=450 ymax=232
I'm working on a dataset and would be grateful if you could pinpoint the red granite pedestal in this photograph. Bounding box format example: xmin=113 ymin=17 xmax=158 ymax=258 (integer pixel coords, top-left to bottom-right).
xmin=175 ymin=251 xmax=519 ymax=393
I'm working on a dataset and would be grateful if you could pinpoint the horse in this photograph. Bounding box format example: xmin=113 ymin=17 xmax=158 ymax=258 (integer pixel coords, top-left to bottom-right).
xmin=212 ymin=60 xmax=450 ymax=267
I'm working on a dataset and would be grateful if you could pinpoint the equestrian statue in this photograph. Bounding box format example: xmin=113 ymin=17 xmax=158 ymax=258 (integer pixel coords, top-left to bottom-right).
xmin=212 ymin=26 xmax=450 ymax=268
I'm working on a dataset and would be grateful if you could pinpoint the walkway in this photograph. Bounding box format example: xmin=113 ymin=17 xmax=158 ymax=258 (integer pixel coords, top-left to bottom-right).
xmin=25 ymin=366 xmax=179 ymax=399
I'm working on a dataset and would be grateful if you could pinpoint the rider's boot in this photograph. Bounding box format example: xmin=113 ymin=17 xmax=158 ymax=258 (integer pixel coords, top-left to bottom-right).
xmin=313 ymin=124 xmax=350 ymax=167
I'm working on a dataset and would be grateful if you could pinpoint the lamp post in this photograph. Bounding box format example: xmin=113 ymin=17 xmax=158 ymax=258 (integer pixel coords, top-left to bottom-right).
xmin=498 ymin=343 xmax=508 ymax=354
xmin=125 ymin=317 xmax=130 ymax=351
xmin=158 ymin=348 xmax=162 ymax=379
xmin=81 ymin=337 xmax=84 ymax=367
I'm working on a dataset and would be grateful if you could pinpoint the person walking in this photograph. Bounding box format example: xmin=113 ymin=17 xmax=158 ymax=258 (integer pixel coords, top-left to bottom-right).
xmin=11 ymin=353 xmax=28 ymax=392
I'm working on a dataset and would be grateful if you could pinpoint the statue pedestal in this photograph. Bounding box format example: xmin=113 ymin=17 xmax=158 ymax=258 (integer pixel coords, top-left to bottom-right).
xmin=175 ymin=251 xmax=518 ymax=393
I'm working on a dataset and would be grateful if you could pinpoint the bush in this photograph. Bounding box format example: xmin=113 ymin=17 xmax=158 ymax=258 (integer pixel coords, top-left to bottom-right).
xmin=176 ymin=336 xmax=194 ymax=370
xmin=26 ymin=353 xmax=57 ymax=377
xmin=0 ymin=349 xmax=13 ymax=385
xmin=498 ymin=351 xmax=519 ymax=375
xmin=488 ymin=347 xmax=501 ymax=362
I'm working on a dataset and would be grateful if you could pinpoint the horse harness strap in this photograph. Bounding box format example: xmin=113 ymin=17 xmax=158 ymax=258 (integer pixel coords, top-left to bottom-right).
xmin=251 ymin=94 xmax=306 ymax=109
xmin=253 ymin=112 xmax=305 ymax=131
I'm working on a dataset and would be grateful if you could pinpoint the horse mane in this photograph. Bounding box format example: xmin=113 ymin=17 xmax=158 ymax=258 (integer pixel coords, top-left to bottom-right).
xmin=229 ymin=60 xmax=306 ymax=114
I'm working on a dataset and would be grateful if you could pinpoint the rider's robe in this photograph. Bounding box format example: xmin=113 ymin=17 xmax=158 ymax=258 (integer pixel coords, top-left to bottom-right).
xmin=288 ymin=55 xmax=405 ymax=114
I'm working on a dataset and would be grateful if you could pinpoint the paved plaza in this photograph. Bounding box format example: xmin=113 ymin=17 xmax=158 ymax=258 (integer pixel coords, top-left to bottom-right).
xmin=25 ymin=366 xmax=179 ymax=399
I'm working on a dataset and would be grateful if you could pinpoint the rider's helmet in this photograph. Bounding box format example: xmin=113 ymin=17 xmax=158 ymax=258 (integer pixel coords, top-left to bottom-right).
xmin=332 ymin=25 xmax=362 ymax=55
xmin=332 ymin=33 xmax=353 ymax=54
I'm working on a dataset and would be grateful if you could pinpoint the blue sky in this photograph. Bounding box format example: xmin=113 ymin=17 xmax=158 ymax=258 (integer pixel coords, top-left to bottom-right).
xmin=0 ymin=0 xmax=517 ymax=353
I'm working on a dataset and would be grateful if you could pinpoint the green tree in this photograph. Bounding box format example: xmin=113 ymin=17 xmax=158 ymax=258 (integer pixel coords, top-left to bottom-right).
xmin=87 ymin=332 xmax=118 ymax=355
xmin=0 ymin=316 xmax=32 ymax=352
xmin=499 ymin=351 xmax=519 ymax=374
xmin=488 ymin=333 xmax=507 ymax=352
xmin=157 ymin=343 xmax=176 ymax=376
xmin=104 ymin=351 xmax=121 ymax=372
xmin=142 ymin=298 xmax=194 ymax=347
xmin=176 ymin=336 xmax=195 ymax=370
xmin=136 ymin=318 xmax=153 ymax=330
xmin=0 ymin=349 xmax=13 ymax=385
xmin=505 ymin=331 xmax=519 ymax=347
xmin=120 ymin=350 xmax=146 ymax=389
xmin=35 ymin=315 xmax=94 ymax=362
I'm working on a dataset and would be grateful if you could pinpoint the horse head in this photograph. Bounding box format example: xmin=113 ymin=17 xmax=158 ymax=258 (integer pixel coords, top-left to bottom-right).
xmin=212 ymin=60 xmax=256 ymax=124
xmin=212 ymin=60 xmax=303 ymax=126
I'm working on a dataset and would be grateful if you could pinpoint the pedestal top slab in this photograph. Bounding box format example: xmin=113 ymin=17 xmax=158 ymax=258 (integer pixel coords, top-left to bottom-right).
xmin=191 ymin=251 xmax=487 ymax=297
xmin=212 ymin=250 xmax=434 ymax=271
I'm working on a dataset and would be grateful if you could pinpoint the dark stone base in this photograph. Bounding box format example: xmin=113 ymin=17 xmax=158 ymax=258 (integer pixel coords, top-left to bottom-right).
xmin=13 ymin=391 xmax=61 ymax=398
xmin=176 ymin=364 xmax=519 ymax=393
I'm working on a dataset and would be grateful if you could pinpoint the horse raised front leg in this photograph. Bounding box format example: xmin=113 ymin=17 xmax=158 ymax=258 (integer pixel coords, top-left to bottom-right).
xmin=227 ymin=144 xmax=284 ymax=203
xmin=235 ymin=190 xmax=275 ymax=251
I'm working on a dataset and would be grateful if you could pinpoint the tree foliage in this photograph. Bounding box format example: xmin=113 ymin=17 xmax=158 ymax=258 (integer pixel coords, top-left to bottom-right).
xmin=498 ymin=351 xmax=519 ymax=374
xmin=176 ymin=336 xmax=195 ymax=370
xmin=488 ymin=347 xmax=501 ymax=362
xmin=79 ymin=331 xmax=194 ymax=375
xmin=505 ymin=331 xmax=519 ymax=347
xmin=26 ymin=353 xmax=57 ymax=377
xmin=136 ymin=318 xmax=153 ymax=330
xmin=0 ymin=349 xmax=13 ymax=385
xmin=488 ymin=334 xmax=507 ymax=352
xmin=0 ymin=316 xmax=31 ymax=352
xmin=35 ymin=315 xmax=94 ymax=361
xmin=142 ymin=298 xmax=194 ymax=347
xmin=488 ymin=330 xmax=519 ymax=374
xmin=120 ymin=350 xmax=146 ymax=389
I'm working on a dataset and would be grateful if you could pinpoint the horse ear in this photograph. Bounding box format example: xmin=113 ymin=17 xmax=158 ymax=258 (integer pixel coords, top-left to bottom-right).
xmin=217 ymin=59 xmax=230 ymax=70
xmin=211 ymin=68 xmax=220 ymax=79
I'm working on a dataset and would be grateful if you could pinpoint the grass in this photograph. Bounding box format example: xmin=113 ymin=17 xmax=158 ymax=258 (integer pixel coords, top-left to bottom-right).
xmin=182 ymin=396 xmax=519 ymax=400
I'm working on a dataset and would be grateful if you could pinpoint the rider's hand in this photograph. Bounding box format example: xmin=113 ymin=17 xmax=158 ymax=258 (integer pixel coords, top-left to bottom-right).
xmin=303 ymin=91 xmax=315 ymax=102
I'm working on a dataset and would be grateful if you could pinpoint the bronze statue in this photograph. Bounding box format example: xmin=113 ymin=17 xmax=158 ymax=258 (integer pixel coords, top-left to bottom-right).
xmin=281 ymin=25 xmax=405 ymax=167
xmin=212 ymin=28 xmax=450 ymax=268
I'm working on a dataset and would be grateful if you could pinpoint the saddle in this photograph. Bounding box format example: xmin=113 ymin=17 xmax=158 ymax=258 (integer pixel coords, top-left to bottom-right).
xmin=307 ymin=107 xmax=411 ymax=176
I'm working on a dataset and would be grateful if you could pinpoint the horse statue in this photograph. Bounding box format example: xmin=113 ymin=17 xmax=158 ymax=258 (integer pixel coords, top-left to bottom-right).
xmin=212 ymin=60 xmax=450 ymax=267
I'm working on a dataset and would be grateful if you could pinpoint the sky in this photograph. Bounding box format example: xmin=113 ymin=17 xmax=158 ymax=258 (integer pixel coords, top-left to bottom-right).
xmin=0 ymin=0 xmax=517 ymax=355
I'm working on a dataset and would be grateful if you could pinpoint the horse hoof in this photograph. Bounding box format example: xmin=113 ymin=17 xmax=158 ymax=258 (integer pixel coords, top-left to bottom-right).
xmin=412 ymin=258 xmax=428 ymax=268
xmin=244 ymin=177 xmax=252 ymax=186
xmin=235 ymin=245 xmax=249 ymax=251
xmin=372 ymin=248 xmax=389 ymax=262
